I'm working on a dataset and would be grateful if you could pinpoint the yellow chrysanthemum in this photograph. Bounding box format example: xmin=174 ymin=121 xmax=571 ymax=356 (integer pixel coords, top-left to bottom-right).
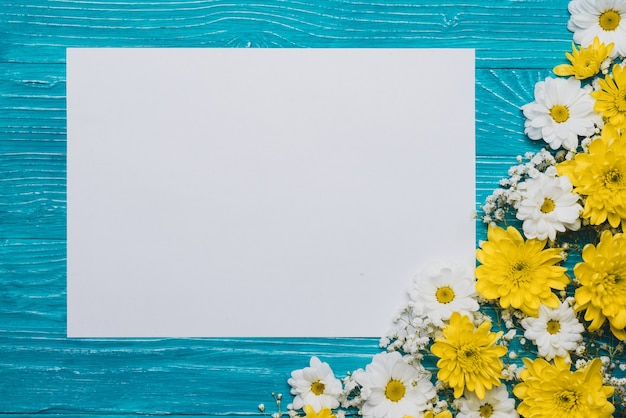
xmin=431 ymin=312 xmax=506 ymax=400
xmin=574 ymin=230 xmax=626 ymax=340
xmin=554 ymin=37 xmax=614 ymax=79
xmin=422 ymin=411 xmax=452 ymax=418
xmin=601 ymin=121 xmax=626 ymax=142
xmin=513 ymin=357 xmax=614 ymax=418
xmin=557 ymin=135 xmax=626 ymax=229
xmin=592 ymin=63 xmax=626 ymax=129
xmin=475 ymin=225 xmax=569 ymax=317
xmin=304 ymin=405 xmax=335 ymax=418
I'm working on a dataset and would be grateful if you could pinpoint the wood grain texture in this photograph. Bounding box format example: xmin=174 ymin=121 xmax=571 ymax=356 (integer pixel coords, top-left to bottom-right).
xmin=2 ymin=0 xmax=571 ymax=65
xmin=0 ymin=0 xmax=576 ymax=416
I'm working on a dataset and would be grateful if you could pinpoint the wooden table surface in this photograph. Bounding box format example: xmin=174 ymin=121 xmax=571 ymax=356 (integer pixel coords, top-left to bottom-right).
xmin=0 ymin=0 xmax=569 ymax=416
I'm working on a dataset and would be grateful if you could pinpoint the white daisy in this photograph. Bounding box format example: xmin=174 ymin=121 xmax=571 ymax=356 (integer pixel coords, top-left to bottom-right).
xmin=456 ymin=386 xmax=518 ymax=418
xmin=515 ymin=171 xmax=582 ymax=241
xmin=288 ymin=356 xmax=343 ymax=411
xmin=409 ymin=263 xmax=479 ymax=328
xmin=521 ymin=302 xmax=585 ymax=360
xmin=522 ymin=76 xmax=600 ymax=151
xmin=568 ymin=0 xmax=626 ymax=57
xmin=354 ymin=351 xmax=435 ymax=418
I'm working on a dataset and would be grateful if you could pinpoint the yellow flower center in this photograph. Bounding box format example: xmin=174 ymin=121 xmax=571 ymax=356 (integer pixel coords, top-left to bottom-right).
xmin=311 ymin=381 xmax=325 ymax=395
xmin=384 ymin=379 xmax=406 ymax=402
xmin=603 ymin=168 xmax=624 ymax=189
xmin=583 ymin=58 xmax=595 ymax=70
xmin=479 ymin=403 xmax=494 ymax=418
xmin=546 ymin=319 xmax=561 ymax=334
xmin=554 ymin=390 xmax=579 ymax=411
xmin=436 ymin=286 xmax=456 ymax=304
xmin=457 ymin=344 xmax=482 ymax=372
xmin=540 ymin=198 xmax=556 ymax=213
xmin=509 ymin=260 xmax=532 ymax=284
xmin=601 ymin=272 xmax=625 ymax=290
xmin=550 ymin=105 xmax=570 ymax=123
xmin=599 ymin=9 xmax=621 ymax=31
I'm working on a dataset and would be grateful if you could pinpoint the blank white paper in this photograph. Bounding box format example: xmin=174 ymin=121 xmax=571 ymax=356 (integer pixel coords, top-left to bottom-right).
xmin=66 ymin=48 xmax=475 ymax=337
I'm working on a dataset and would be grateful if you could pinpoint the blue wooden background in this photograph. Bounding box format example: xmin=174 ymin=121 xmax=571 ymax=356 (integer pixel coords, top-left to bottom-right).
xmin=0 ymin=0 xmax=572 ymax=416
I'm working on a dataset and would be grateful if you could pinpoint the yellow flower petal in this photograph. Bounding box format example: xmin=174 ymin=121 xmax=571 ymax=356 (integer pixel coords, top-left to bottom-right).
xmin=574 ymin=230 xmax=626 ymax=339
xmin=431 ymin=312 xmax=506 ymax=400
xmin=514 ymin=358 xmax=614 ymax=417
xmin=304 ymin=405 xmax=335 ymax=418
xmin=592 ymin=64 xmax=626 ymax=129
xmin=553 ymin=38 xmax=613 ymax=79
xmin=557 ymin=134 xmax=626 ymax=230
xmin=475 ymin=225 xmax=569 ymax=316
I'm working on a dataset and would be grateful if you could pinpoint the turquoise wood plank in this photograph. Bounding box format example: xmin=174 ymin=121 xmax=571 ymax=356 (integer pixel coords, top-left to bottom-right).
xmin=0 ymin=0 xmax=583 ymax=416
xmin=1 ymin=0 xmax=570 ymax=66
xmin=0 ymin=152 xmax=65 ymax=239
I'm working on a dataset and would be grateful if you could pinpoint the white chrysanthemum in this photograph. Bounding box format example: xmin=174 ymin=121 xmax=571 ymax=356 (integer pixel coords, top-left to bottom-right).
xmin=568 ymin=0 xmax=626 ymax=57
xmin=288 ymin=356 xmax=343 ymax=411
xmin=515 ymin=171 xmax=582 ymax=241
xmin=522 ymin=77 xmax=600 ymax=151
xmin=456 ymin=386 xmax=518 ymax=418
xmin=409 ymin=264 xmax=479 ymax=327
xmin=521 ymin=302 xmax=585 ymax=360
xmin=354 ymin=351 xmax=435 ymax=418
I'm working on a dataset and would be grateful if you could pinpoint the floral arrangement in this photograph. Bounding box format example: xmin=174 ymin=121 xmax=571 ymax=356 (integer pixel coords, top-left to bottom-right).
xmin=260 ymin=1 xmax=626 ymax=417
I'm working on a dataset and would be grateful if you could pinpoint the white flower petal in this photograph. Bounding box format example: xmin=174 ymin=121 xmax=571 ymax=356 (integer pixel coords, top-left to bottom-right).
xmin=521 ymin=302 xmax=584 ymax=360
xmin=522 ymin=77 xmax=600 ymax=151
xmin=568 ymin=0 xmax=626 ymax=57
xmin=516 ymin=172 xmax=582 ymax=241
xmin=288 ymin=356 xmax=343 ymax=411
xmin=356 ymin=352 xmax=434 ymax=418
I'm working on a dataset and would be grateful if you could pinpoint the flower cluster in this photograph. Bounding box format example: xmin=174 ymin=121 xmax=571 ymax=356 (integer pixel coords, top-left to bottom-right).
xmin=262 ymin=1 xmax=626 ymax=417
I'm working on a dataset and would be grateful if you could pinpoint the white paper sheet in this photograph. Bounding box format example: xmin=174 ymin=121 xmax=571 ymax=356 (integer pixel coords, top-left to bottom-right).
xmin=66 ymin=48 xmax=475 ymax=337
